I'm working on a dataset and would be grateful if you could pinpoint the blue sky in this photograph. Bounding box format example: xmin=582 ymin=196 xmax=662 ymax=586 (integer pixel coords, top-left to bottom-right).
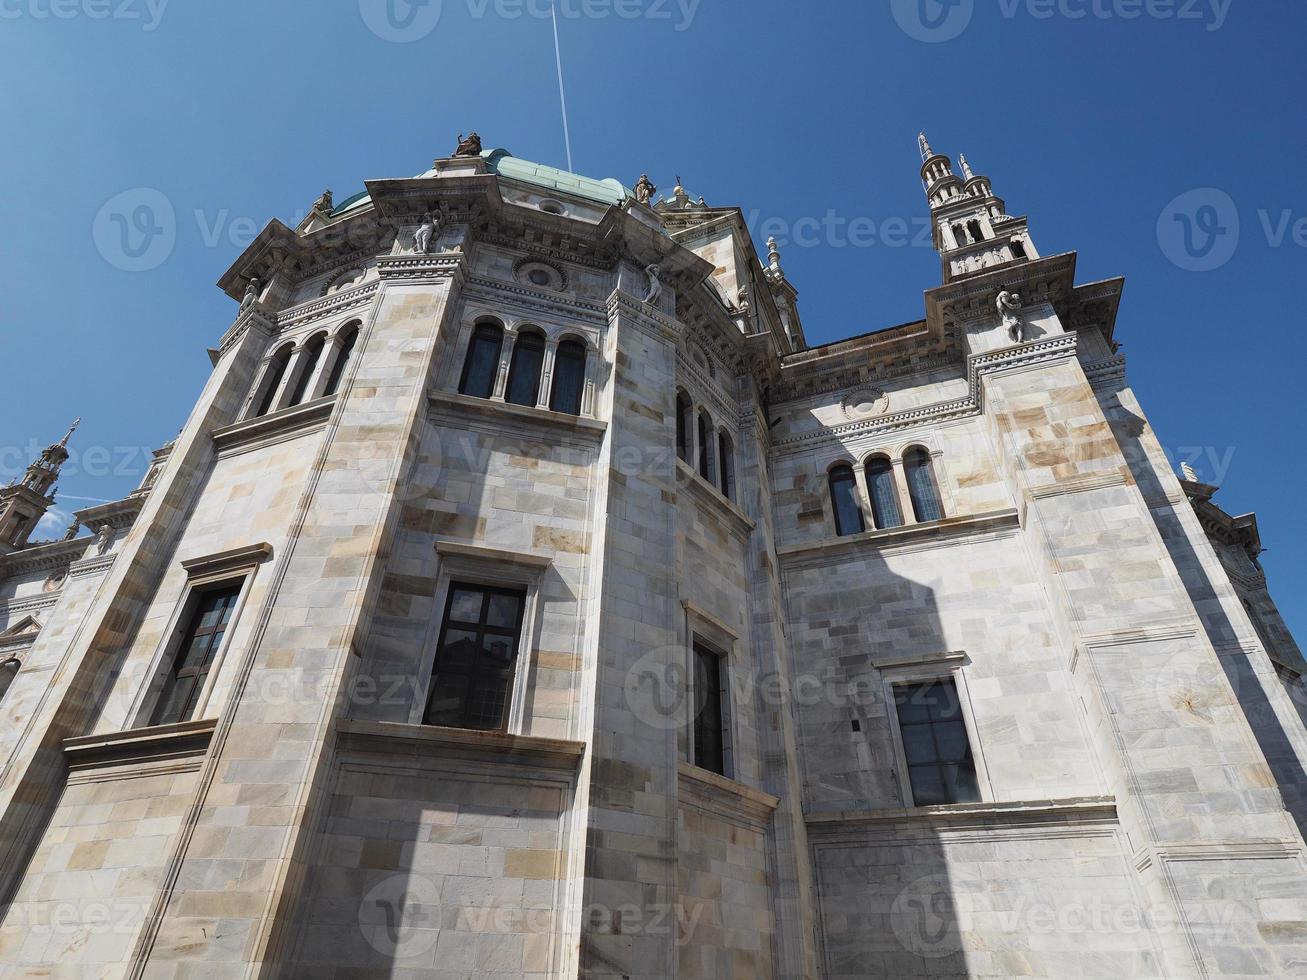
xmin=2 ymin=0 xmax=1304 ymax=633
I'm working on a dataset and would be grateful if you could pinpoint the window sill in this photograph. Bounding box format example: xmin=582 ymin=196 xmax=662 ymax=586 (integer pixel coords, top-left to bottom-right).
xmin=63 ymin=718 xmax=217 ymax=772
xmin=674 ymin=458 xmax=755 ymax=539
xmin=677 ymin=759 xmax=779 ymax=824
xmin=779 ymin=508 xmax=1020 ymax=565
xmin=804 ymin=795 xmax=1118 ymax=834
xmin=335 ymin=719 xmax=585 ymax=772
xmin=212 ymin=395 xmax=335 ymax=453
xmin=428 ymin=390 xmax=607 ymax=438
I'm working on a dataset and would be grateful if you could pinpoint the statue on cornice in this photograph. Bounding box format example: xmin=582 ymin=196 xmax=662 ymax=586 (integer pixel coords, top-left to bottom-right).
xmin=94 ymin=524 xmax=113 ymax=556
xmin=454 ymin=132 xmax=482 ymax=157
xmin=643 ymin=263 xmax=664 ymax=307
xmin=997 ymin=289 xmax=1025 ymax=343
xmin=633 ymin=174 xmax=657 ymax=206
xmin=313 ymin=188 xmax=333 ymax=213
xmin=239 ymin=277 xmax=261 ymax=314
xmin=414 ymin=212 xmax=437 ymax=254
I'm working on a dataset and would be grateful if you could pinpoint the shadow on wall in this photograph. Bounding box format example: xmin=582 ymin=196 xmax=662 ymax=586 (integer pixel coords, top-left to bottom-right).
xmin=1104 ymin=392 xmax=1307 ymax=842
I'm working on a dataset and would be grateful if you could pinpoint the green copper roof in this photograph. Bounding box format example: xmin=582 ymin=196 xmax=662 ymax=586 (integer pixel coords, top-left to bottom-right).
xmin=482 ymin=148 xmax=631 ymax=206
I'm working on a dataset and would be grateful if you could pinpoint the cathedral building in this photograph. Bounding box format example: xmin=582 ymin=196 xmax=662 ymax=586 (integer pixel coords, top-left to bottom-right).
xmin=1 ymin=132 xmax=1306 ymax=978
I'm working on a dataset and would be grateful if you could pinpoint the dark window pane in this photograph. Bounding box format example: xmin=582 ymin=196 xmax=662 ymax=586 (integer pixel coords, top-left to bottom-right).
xmin=675 ymin=394 xmax=692 ymax=463
xmin=894 ymin=679 xmax=979 ymax=807
xmin=901 ymin=725 xmax=937 ymax=765
xmin=693 ymin=645 xmax=726 ymax=775
xmin=908 ymin=766 xmax=947 ymax=806
xmin=550 ymin=341 xmax=586 ymax=415
xmin=697 ymin=414 xmax=712 ymax=481
xmin=933 ymin=723 xmax=971 ymax=763
xmin=323 ymin=328 xmax=358 ymax=398
xmin=905 ymin=449 xmax=943 ymax=523
xmin=943 ymin=764 xmax=981 ymax=804
xmin=866 ymin=457 xmax=903 ymax=530
xmin=505 ymin=333 xmax=545 ymax=406
xmin=829 ymin=466 xmax=865 ymax=537
xmin=152 ymin=583 xmax=242 ymax=727
xmin=424 ymin=583 xmax=527 ymax=732
xmin=718 ymin=434 xmax=734 ymax=500
xmin=288 ymin=335 xmax=326 ymax=407
xmin=460 ymin=325 xmax=503 ymax=399
xmin=254 ymin=348 xmax=292 ymax=417
xmin=927 ymin=681 xmax=962 ymax=721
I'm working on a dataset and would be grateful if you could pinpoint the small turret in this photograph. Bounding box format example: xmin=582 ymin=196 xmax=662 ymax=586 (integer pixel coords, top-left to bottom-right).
xmin=0 ymin=420 xmax=79 ymax=552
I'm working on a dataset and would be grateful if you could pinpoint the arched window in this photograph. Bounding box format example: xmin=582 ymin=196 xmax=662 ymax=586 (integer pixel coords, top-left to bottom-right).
xmin=505 ymin=330 xmax=546 ymax=407
xmin=675 ymin=391 xmax=693 ymax=464
xmin=865 ymin=456 xmax=904 ymax=530
xmin=252 ymin=345 xmax=294 ymax=417
xmin=829 ymin=465 xmax=865 ymax=537
xmin=287 ymin=333 xmax=326 ymax=407
xmin=459 ymin=322 xmax=504 ymax=399
xmin=322 ymin=324 xmax=359 ymax=398
xmin=697 ymin=410 xmax=715 ymax=483
xmin=0 ymin=657 xmax=19 ymax=703
xmin=953 ymin=224 xmax=968 ymax=246
xmin=967 ymin=219 xmax=985 ymax=243
xmin=904 ymin=447 xmax=944 ymax=523
xmin=718 ymin=429 xmax=735 ymax=500
xmin=549 ymin=339 xmax=586 ymax=415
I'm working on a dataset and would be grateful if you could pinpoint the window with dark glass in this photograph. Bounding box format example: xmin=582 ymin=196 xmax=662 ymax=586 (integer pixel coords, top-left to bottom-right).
xmin=1011 ymin=239 xmax=1028 ymax=260
xmin=253 ymin=346 xmax=293 ymax=417
xmin=287 ymin=333 xmax=326 ymax=407
xmin=696 ymin=411 xmax=714 ymax=482
xmin=893 ymin=679 xmax=980 ymax=806
xmin=549 ymin=339 xmax=586 ymax=415
xmin=459 ymin=323 xmax=504 ymax=399
xmin=505 ymin=331 xmax=545 ymax=407
xmin=0 ymin=657 xmax=19 ymax=704
xmin=322 ymin=326 xmax=359 ymax=398
xmin=829 ymin=465 xmax=865 ymax=537
xmin=718 ymin=430 xmax=735 ymax=500
xmin=866 ymin=456 xmax=904 ymax=530
xmin=150 ymin=583 xmax=242 ymax=727
xmin=904 ymin=448 xmax=943 ymax=523
xmin=423 ymin=583 xmax=526 ymax=731
xmin=675 ymin=392 xmax=693 ymax=463
xmin=693 ymin=643 xmax=726 ymax=775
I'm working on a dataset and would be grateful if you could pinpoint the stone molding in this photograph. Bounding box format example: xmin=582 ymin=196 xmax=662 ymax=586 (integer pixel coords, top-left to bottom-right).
xmin=180 ymin=542 xmax=274 ymax=579
xmin=275 ymin=280 xmax=380 ymax=332
xmin=674 ymin=458 xmax=756 ymax=540
xmin=677 ymin=760 xmax=779 ymax=828
xmin=335 ymin=719 xmax=585 ymax=773
xmin=427 ymin=390 xmax=608 ymax=440
xmin=806 ymin=795 xmax=1119 ymax=841
xmin=68 ymin=554 xmax=116 ymax=579
xmin=62 ymin=718 xmax=217 ymax=775
xmin=375 ymin=252 xmax=467 ymax=284
xmin=0 ymin=537 xmax=90 ymax=580
xmin=435 ymin=539 xmax=553 ymax=570
xmin=778 ymin=508 xmax=1021 ymax=568
xmin=465 ymin=277 xmax=608 ymax=325
xmin=0 ymin=593 xmax=60 ymax=619
xmin=681 ymin=598 xmax=741 ymax=642
xmin=210 ymin=395 xmax=335 ymax=455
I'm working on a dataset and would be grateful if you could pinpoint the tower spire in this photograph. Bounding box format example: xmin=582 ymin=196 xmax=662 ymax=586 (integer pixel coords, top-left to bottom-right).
xmin=0 ymin=422 xmax=79 ymax=552
xmin=59 ymin=418 xmax=81 ymax=449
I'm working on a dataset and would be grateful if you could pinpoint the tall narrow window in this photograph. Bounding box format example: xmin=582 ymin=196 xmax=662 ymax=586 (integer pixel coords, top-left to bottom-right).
xmin=505 ymin=330 xmax=545 ymax=407
xmin=460 ymin=323 xmax=504 ymax=399
xmin=967 ymin=219 xmax=985 ymax=243
xmin=549 ymin=339 xmax=586 ymax=415
xmin=894 ymin=679 xmax=980 ymax=806
xmin=150 ymin=583 xmax=242 ymax=727
xmin=424 ymin=583 xmax=526 ymax=731
xmin=693 ymin=644 xmax=726 ymax=776
xmin=1010 ymin=239 xmax=1028 ymax=260
xmin=718 ymin=430 xmax=735 ymax=500
xmin=697 ymin=411 xmax=714 ymax=483
xmin=253 ymin=345 xmax=293 ymax=417
xmin=322 ymin=325 xmax=359 ymax=398
xmin=829 ymin=465 xmax=865 ymax=537
xmin=0 ymin=657 xmax=19 ymax=704
xmin=904 ymin=448 xmax=944 ymax=523
xmin=954 ymin=224 xmax=968 ymax=246
xmin=287 ymin=333 xmax=326 ymax=407
xmin=676 ymin=391 xmax=693 ymax=464
xmin=866 ymin=456 xmax=904 ymax=530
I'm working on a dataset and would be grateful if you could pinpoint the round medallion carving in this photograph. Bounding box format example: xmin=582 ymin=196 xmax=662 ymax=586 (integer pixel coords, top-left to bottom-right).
xmin=842 ymin=386 xmax=890 ymax=420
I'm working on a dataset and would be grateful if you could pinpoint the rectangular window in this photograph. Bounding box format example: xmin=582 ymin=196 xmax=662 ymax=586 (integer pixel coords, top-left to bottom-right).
xmin=150 ymin=583 xmax=242 ymax=726
xmin=893 ymin=679 xmax=980 ymax=806
xmin=423 ymin=582 xmax=526 ymax=731
xmin=692 ymin=643 xmax=726 ymax=775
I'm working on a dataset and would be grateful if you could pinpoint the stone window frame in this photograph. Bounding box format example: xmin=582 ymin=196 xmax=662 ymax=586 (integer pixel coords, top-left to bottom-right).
xmin=681 ymin=599 xmax=739 ymax=781
xmin=821 ymin=437 xmax=955 ymax=538
xmin=409 ymin=541 xmax=553 ymax=736
xmin=243 ymin=317 xmax=361 ymax=420
xmin=126 ymin=543 xmax=272 ymax=730
xmin=877 ymin=652 xmax=993 ymax=809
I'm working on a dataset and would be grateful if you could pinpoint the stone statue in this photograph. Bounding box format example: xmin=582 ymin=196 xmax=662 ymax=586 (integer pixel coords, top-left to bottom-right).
xmin=414 ymin=212 xmax=437 ymax=254
xmin=94 ymin=524 xmax=113 ymax=556
xmin=633 ymin=174 xmax=657 ymax=205
xmin=62 ymin=519 xmax=80 ymax=541
xmin=454 ymin=132 xmax=482 ymax=157
xmin=997 ymin=290 xmax=1024 ymax=343
xmin=314 ymin=188 xmax=333 ymax=213
xmin=239 ymin=278 xmax=261 ymax=314
xmin=643 ymin=264 xmax=663 ymax=306
xmin=1181 ymin=461 xmax=1199 ymax=482
xmin=737 ymin=286 xmax=751 ymax=315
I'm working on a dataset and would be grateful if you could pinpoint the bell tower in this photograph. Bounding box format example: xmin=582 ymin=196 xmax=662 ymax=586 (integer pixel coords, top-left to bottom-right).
xmin=919 ymin=132 xmax=1040 ymax=282
xmin=0 ymin=420 xmax=77 ymax=553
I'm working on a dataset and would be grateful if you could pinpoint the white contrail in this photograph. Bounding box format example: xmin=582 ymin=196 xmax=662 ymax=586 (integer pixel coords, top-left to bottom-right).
xmin=551 ymin=2 xmax=574 ymax=173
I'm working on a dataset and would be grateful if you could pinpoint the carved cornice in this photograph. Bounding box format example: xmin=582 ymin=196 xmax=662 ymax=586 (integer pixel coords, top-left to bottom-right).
xmin=0 ymin=537 xmax=89 ymax=580
xmin=275 ymin=280 xmax=380 ymax=331
xmin=73 ymin=495 xmax=144 ymax=534
xmin=216 ymin=308 xmax=277 ymax=360
xmin=376 ymin=252 xmax=467 ymax=283
xmin=0 ymin=593 xmax=61 ymax=619
xmin=778 ymin=509 xmax=1021 ymax=569
xmin=63 ymin=719 xmax=217 ymax=774
xmin=211 ymin=396 xmax=334 ymax=456
xmin=806 ymin=796 xmax=1119 ymax=842
xmin=68 ymin=554 xmax=115 ymax=579
xmin=464 ymin=277 xmax=608 ymax=325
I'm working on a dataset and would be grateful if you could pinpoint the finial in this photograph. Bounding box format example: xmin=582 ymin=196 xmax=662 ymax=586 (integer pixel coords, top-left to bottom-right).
xmin=767 ymin=236 xmax=782 ymax=273
xmin=918 ymin=132 xmax=933 ymax=161
xmin=959 ymin=155 xmax=975 ymax=181
xmin=59 ymin=418 xmax=81 ymax=448
xmin=1181 ymin=461 xmax=1199 ymax=482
